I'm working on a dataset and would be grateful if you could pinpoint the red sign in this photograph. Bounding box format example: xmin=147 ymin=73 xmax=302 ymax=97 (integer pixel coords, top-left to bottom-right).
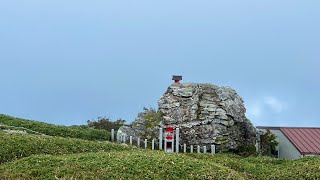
xmin=165 ymin=126 xmax=174 ymax=140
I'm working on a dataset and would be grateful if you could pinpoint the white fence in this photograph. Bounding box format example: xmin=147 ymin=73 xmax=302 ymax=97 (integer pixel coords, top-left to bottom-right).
xmin=111 ymin=128 xmax=216 ymax=154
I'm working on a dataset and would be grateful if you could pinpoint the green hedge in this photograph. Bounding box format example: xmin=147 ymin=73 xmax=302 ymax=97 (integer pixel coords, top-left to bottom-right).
xmin=0 ymin=131 xmax=132 ymax=164
xmin=0 ymin=114 xmax=110 ymax=141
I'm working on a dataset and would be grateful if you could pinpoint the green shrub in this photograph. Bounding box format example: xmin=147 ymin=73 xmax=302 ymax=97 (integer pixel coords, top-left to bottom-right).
xmin=235 ymin=145 xmax=257 ymax=157
xmin=0 ymin=114 xmax=110 ymax=141
xmin=0 ymin=131 xmax=132 ymax=164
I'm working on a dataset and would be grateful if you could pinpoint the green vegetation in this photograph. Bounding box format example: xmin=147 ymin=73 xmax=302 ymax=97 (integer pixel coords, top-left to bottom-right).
xmin=259 ymin=129 xmax=279 ymax=156
xmin=1 ymin=150 xmax=319 ymax=179
xmin=0 ymin=131 xmax=132 ymax=164
xmin=188 ymin=153 xmax=320 ymax=179
xmin=87 ymin=116 xmax=126 ymax=131
xmin=0 ymin=114 xmax=110 ymax=141
xmin=0 ymin=114 xmax=319 ymax=179
xmin=0 ymin=151 xmax=246 ymax=179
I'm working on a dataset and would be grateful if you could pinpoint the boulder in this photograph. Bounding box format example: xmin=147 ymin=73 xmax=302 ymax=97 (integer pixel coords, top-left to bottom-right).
xmin=158 ymin=83 xmax=256 ymax=151
xmin=119 ymin=82 xmax=256 ymax=152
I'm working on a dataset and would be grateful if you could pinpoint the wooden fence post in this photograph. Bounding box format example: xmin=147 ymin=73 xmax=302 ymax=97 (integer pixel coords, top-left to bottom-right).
xmin=190 ymin=145 xmax=193 ymax=153
xmin=137 ymin=138 xmax=140 ymax=148
xmin=197 ymin=145 xmax=200 ymax=153
xmin=184 ymin=144 xmax=186 ymax=153
xmin=152 ymin=139 xmax=155 ymax=150
xmin=203 ymin=146 xmax=207 ymax=153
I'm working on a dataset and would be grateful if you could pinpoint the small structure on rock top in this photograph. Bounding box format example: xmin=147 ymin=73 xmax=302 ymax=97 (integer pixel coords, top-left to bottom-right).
xmin=172 ymin=75 xmax=182 ymax=83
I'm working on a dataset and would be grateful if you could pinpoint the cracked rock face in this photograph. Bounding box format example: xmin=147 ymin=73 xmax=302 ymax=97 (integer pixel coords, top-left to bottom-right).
xmin=158 ymin=83 xmax=256 ymax=151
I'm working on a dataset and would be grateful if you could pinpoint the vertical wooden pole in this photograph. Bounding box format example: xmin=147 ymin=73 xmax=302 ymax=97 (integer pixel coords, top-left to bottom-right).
xmin=197 ymin=145 xmax=200 ymax=153
xmin=203 ymin=146 xmax=207 ymax=153
xmin=183 ymin=144 xmax=186 ymax=153
xmin=152 ymin=139 xmax=155 ymax=150
xmin=190 ymin=145 xmax=193 ymax=153
xmin=145 ymin=139 xmax=147 ymax=149
xmin=130 ymin=136 xmax=133 ymax=145
xmin=137 ymin=138 xmax=140 ymax=148
xmin=111 ymin=129 xmax=114 ymax=141
xmin=159 ymin=128 xmax=163 ymax=150
xmin=176 ymin=128 xmax=179 ymax=153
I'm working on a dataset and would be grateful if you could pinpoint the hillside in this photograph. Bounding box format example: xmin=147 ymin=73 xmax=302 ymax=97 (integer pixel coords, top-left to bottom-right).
xmin=0 ymin=114 xmax=110 ymax=141
xmin=0 ymin=115 xmax=319 ymax=179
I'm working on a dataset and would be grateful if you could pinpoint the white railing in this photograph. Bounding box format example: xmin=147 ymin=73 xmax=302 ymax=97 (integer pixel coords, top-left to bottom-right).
xmin=111 ymin=128 xmax=216 ymax=154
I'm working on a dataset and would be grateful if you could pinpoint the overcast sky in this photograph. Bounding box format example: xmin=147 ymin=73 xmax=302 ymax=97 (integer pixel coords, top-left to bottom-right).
xmin=0 ymin=1 xmax=319 ymax=126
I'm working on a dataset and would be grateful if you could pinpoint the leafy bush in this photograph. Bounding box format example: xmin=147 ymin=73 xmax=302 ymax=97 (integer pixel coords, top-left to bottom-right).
xmin=0 ymin=131 xmax=132 ymax=164
xmin=0 ymin=114 xmax=110 ymax=141
xmin=259 ymin=129 xmax=279 ymax=156
xmin=235 ymin=145 xmax=257 ymax=157
xmin=87 ymin=116 xmax=126 ymax=131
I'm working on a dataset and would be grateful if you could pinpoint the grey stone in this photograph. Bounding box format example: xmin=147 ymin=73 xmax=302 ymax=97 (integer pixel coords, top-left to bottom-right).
xmin=158 ymin=83 xmax=256 ymax=151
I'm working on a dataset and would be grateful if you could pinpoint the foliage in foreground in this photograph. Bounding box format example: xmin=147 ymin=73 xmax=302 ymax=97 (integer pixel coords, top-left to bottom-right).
xmin=0 ymin=151 xmax=246 ymax=180
xmin=0 ymin=131 xmax=132 ymax=164
xmin=188 ymin=153 xmax=320 ymax=179
xmin=1 ymin=150 xmax=320 ymax=180
xmin=0 ymin=114 xmax=110 ymax=141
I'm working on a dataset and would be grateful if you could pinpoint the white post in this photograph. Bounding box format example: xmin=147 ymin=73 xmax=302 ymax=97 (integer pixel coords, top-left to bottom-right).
xmin=255 ymin=142 xmax=259 ymax=152
xmin=211 ymin=145 xmax=216 ymax=154
xmin=145 ymin=139 xmax=148 ymax=149
xmin=190 ymin=145 xmax=193 ymax=153
xmin=130 ymin=136 xmax=133 ymax=145
xmin=152 ymin=139 xmax=155 ymax=150
xmin=203 ymin=146 xmax=207 ymax=153
xmin=111 ymin=129 xmax=114 ymax=141
xmin=117 ymin=132 xmax=120 ymax=143
xmin=137 ymin=138 xmax=140 ymax=148
xmin=197 ymin=145 xmax=200 ymax=153
xmin=159 ymin=128 xmax=163 ymax=150
xmin=176 ymin=128 xmax=179 ymax=153
xmin=123 ymin=134 xmax=126 ymax=144
xmin=184 ymin=144 xmax=186 ymax=153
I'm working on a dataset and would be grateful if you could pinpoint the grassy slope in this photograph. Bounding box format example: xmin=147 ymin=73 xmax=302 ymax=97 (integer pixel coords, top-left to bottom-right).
xmin=0 ymin=115 xmax=319 ymax=179
xmin=188 ymin=153 xmax=320 ymax=179
xmin=0 ymin=131 xmax=132 ymax=164
xmin=0 ymin=114 xmax=110 ymax=141
xmin=0 ymin=151 xmax=246 ymax=180
xmin=1 ymin=151 xmax=320 ymax=179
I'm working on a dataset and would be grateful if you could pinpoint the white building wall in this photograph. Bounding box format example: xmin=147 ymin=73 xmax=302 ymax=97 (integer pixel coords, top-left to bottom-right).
xmin=259 ymin=129 xmax=302 ymax=159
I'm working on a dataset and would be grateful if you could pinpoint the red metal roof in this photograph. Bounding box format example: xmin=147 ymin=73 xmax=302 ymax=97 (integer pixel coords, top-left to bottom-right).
xmin=257 ymin=126 xmax=320 ymax=155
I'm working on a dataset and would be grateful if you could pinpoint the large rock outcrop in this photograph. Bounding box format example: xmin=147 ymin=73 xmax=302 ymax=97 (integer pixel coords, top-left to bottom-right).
xmin=158 ymin=83 xmax=256 ymax=151
xmin=118 ymin=82 xmax=256 ymax=152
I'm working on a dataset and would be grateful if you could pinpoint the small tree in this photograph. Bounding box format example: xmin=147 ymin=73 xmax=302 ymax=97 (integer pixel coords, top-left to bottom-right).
xmin=132 ymin=107 xmax=162 ymax=139
xmin=259 ymin=129 xmax=279 ymax=156
xmin=87 ymin=117 xmax=126 ymax=131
